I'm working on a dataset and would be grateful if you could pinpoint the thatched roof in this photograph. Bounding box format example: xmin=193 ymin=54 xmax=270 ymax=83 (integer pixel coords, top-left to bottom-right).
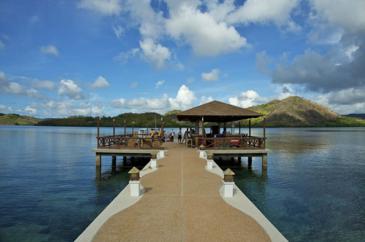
xmin=176 ymin=100 xmax=262 ymax=122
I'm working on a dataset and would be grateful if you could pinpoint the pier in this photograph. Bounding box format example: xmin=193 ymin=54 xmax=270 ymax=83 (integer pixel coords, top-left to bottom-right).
xmin=78 ymin=101 xmax=287 ymax=242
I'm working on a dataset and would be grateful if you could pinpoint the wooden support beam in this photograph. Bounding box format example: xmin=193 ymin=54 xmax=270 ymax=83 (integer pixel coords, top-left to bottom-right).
xmin=262 ymin=154 xmax=267 ymax=171
xmin=112 ymin=155 xmax=116 ymax=173
xmin=112 ymin=118 xmax=115 ymax=136
xmin=96 ymin=154 xmax=101 ymax=167
xmin=248 ymin=156 xmax=252 ymax=168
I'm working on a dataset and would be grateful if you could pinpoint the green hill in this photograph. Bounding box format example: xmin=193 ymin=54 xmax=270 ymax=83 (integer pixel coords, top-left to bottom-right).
xmin=3 ymin=96 xmax=365 ymax=127
xmin=0 ymin=113 xmax=40 ymax=125
xmin=246 ymin=96 xmax=365 ymax=127
xmin=36 ymin=112 xmax=190 ymax=127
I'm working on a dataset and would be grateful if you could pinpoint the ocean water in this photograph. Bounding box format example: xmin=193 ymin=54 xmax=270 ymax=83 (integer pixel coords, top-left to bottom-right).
xmin=0 ymin=126 xmax=364 ymax=241
xmin=217 ymin=128 xmax=365 ymax=242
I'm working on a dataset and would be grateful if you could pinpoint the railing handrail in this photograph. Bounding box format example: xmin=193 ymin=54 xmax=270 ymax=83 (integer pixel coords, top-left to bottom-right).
xmin=96 ymin=134 xmax=163 ymax=149
xmin=195 ymin=135 xmax=265 ymax=149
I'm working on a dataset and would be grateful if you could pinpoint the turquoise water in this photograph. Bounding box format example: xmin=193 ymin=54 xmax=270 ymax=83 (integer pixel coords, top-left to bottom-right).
xmin=0 ymin=126 xmax=145 ymax=242
xmin=0 ymin=126 xmax=364 ymax=241
xmin=217 ymin=128 xmax=365 ymax=242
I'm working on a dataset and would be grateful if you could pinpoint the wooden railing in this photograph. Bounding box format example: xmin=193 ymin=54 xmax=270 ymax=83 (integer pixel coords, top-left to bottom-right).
xmin=97 ymin=134 xmax=162 ymax=149
xmin=193 ymin=135 xmax=265 ymax=149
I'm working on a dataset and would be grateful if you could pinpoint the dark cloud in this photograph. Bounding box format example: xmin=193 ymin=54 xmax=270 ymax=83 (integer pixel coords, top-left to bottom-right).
xmin=257 ymin=32 xmax=365 ymax=94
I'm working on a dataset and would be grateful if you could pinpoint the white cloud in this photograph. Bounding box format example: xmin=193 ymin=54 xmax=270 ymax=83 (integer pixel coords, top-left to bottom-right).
xmin=58 ymin=79 xmax=83 ymax=99
xmin=25 ymin=106 xmax=37 ymax=115
xmin=112 ymin=84 xmax=195 ymax=112
xmin=228 ymin=90 xmax=262 ymax=108
xmin=155 ymin=80 xmax=165 ymax=88
xmin=201 ymin=69 xmax=220 ymax=81
xmin=112 ymin=25 xmax=124 ymax=39
xmin=33 ymin=80 xmax=55 ymax=90
xmin=26 ymin=88 xmax=40 ymax=98
xmin=168 ymin=84 xmax=195 ymax=110
xmin=78 ymin=0 xmax=122 ymax=16
xmin=0 ymin=104 xmax=12 ymax=113
xmin=227 ymin=0 xmax=299 ymax=27
xmin=112 ymin=96 xmax=169 ymax=111
xmin=42 ymin=100 xmax=103 ymax=117
xmin=309 ymin=0 xmax=365 ymax=32
xmin=200 ymin=96 xmax=214 ymax=104
xmin=139 ymin=38 xmax=171 ymax=68
xmin=5 ymin=82 xmax=23 ymax=94
xmin=126 ymin=0 xmax=165 ymax=40
xmin=91 ymin=76 xmax=110 ymax=88
xmin=0 ymin=73 xmax=42 ymax=98
xmin=166 ymin=5 xmax=247 ymax=56
xmin=40 ymin=45 xmax=59 ymax=56
xmin=114 ymin=48 xmax=140 ymax=63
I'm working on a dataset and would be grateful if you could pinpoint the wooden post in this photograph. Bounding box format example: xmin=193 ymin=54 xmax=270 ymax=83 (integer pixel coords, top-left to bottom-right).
xmin=239 ymin=121 xmax=241 ymax=135
xmin=132 ymin=121 xmax=135 ymax=135
xmin=112 ymin=118 xmax=115 ymax=136
xmin=262 ymin=154 xmax=267 ymax=171
xmin=248 ymin=156 xmax=252 ymax=168
xmin=96 ymin=165 xmax=101 ymax=180
xmin=263 ymin=118 xmax=266 ymax=139
xmin=96 ymin=153 xmax=101 ymax=166
xmin=202 ymin=116 xmax=205 ymax=137
xmin=112 ymin=155 xmax=116 ymax=173
xmin=249 ymin=119 xmax=251 ymax=137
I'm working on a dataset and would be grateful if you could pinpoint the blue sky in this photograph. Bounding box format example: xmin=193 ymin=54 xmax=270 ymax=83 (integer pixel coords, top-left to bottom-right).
xmin=0 ymin=0 xmax=364 ymax=117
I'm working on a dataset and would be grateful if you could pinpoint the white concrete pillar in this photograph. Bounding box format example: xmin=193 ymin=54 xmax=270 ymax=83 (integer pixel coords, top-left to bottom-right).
xmin=223 ymin=182 xmax=234 ymax=198
xmin=129 ymin=180 xmax=141 ymax=197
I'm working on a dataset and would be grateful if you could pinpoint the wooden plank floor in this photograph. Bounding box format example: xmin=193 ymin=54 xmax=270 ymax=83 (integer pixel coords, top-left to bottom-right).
xmin=93 ymin=143 xmax=270 ymax=242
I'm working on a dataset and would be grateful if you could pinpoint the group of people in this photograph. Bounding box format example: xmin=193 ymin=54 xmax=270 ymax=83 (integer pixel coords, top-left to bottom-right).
xmin=165 ymin=128 xmax=196 ymax=144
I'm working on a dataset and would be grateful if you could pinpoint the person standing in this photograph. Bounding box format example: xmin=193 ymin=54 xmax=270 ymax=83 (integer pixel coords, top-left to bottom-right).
xmin=178 ymin=128 xmax=182 ymax=143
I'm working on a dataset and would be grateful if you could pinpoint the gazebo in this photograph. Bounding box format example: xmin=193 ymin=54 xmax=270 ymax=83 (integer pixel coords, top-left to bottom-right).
xmin=177 ymin=100 xmax=266 ymax=149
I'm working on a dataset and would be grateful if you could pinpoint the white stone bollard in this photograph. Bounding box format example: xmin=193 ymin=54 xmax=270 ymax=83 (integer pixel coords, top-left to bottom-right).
xmin=128 ymin=167 xmax=141 ymax=197
xmin=207 ymin=159 xmax=214 ymax=169
xmin=158 ymin=150 xmax=165 ymax=159
xmin=199 ymin=150 xmax=206 ymax=159
xmin=223 ymin=182 xmax=234 ymax=197
xmin=129 ymin=180 xmax=141 ymax=197
xmin=223 ymin=168 xmax=235 ymax=198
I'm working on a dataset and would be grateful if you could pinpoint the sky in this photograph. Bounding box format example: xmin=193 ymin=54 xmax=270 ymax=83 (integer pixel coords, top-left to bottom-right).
xmin=0 ymin=0 xmax=364 ymax=117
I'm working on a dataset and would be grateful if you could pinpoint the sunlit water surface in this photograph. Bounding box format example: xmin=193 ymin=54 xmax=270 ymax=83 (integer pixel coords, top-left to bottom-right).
xmin=0 ymin=126 xmax=364 ymax=242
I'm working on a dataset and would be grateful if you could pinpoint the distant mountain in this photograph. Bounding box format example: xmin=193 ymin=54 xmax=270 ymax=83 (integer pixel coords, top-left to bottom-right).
xmin=345 ymin=114 xmax=365 ymax=119
xmin=0 ymin=113 xmax=39 ymax=125
xmin=36 ymin=112 xmax=189 ymax=127
xmin=247 ymin=96 xmax=365 ymax=127
xmin=2 ymin=96 xmax=365 ymax=127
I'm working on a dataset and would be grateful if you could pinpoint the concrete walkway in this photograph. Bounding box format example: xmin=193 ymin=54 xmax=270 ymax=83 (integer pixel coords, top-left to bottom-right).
xmin=93 ymin=143 xmax=270 ymax=242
